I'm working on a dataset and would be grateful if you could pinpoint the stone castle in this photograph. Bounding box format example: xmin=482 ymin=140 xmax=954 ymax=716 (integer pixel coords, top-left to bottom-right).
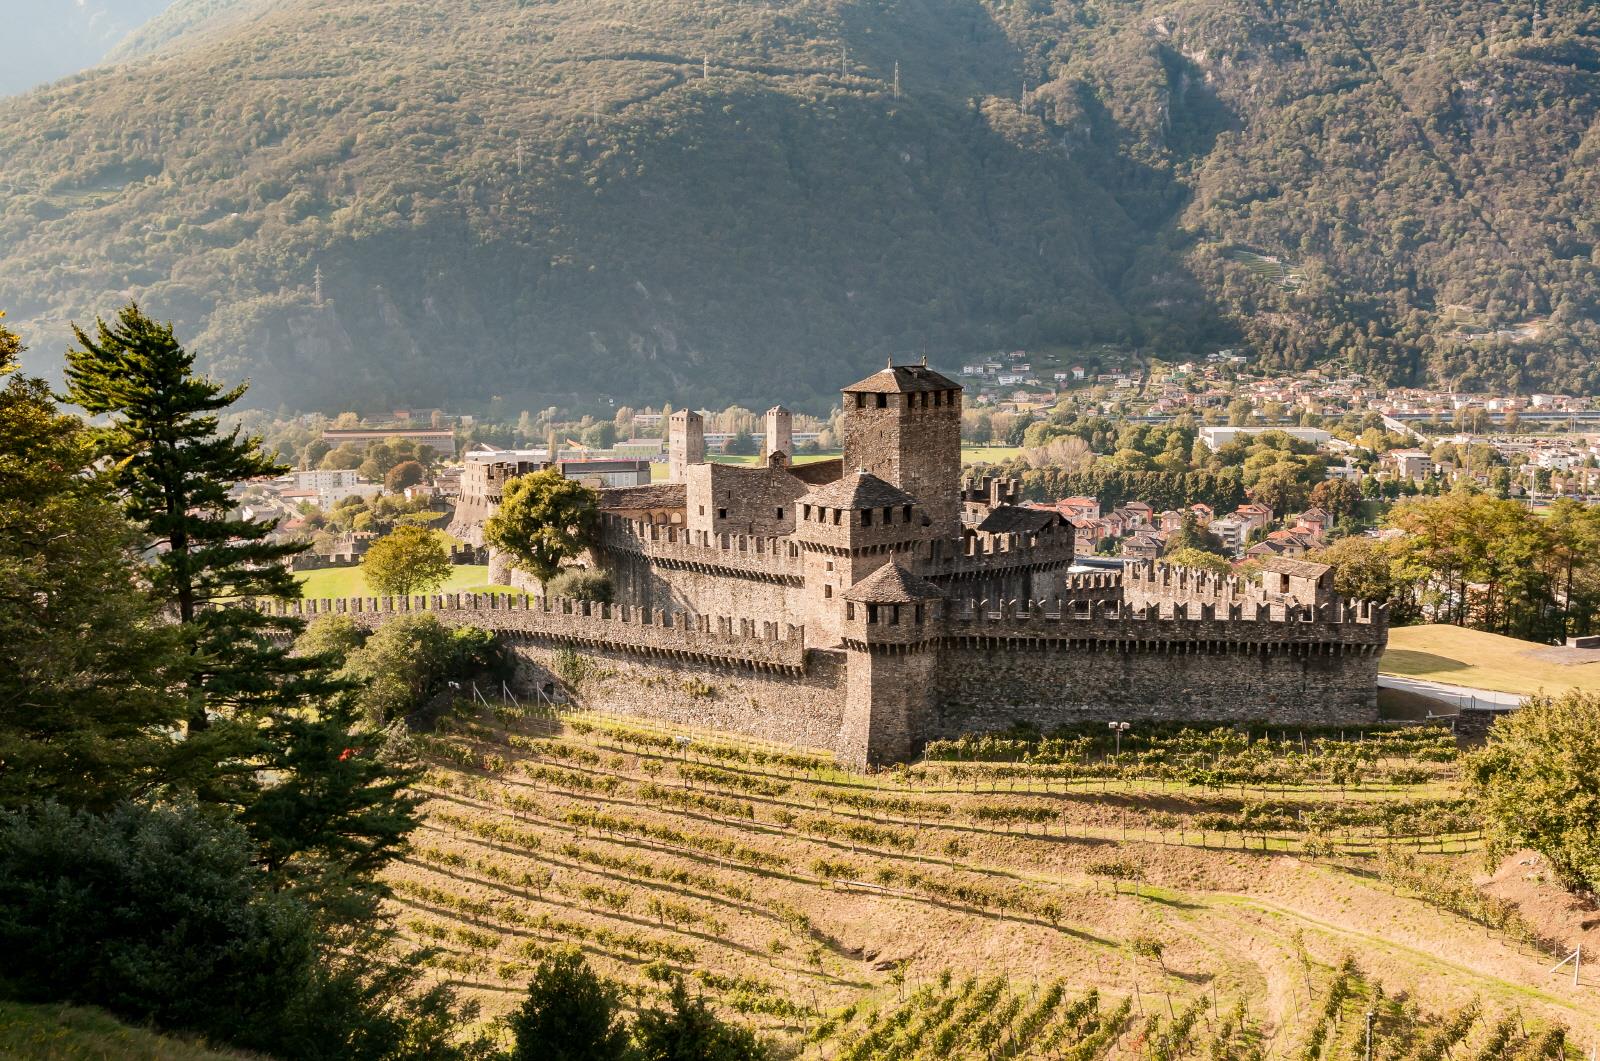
xmin=315 ymin=363 xmax=1388 ymax=766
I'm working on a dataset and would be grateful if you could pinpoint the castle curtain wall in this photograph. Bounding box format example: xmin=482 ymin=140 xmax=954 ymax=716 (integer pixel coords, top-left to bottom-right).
xmin=512 ymin=643 xmax=847 ymax=752
xmin=931 ymin=636 xmax=1381 ymax=738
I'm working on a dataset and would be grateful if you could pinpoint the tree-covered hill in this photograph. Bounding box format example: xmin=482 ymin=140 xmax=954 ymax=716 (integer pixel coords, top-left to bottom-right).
xmin=1 ymin=0 xmax=1597 ymax=411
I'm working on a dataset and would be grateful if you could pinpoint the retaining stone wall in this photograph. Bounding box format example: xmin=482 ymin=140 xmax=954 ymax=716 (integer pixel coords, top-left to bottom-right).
xmin=932 ymin=639 xmax=1380 ymax=737
xmin=513 ymin=644 xmax=848 ymax=752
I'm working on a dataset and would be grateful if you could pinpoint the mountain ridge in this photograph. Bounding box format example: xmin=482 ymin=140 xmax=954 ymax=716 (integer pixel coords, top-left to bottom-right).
xmin=2 ymin=0 xmax=1597 ymax=410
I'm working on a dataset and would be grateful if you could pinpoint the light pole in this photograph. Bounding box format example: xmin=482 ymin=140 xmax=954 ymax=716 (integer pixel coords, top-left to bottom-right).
xmin=1109 ymin=720 xmax=1130 ymax=757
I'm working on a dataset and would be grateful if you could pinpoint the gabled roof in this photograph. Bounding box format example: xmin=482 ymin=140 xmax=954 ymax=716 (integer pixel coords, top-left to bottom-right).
xmin=844 ymin=562 xmax=945 ymax=603
xmin=976 ymin=505 xmax=1062 ymax=535
xmin=799 ymin=470 xmax=916 ymax=510
xmin=1261 ymin=557 xmax=1331 ymax=579
xmin=843 ymin=363 xmax=961 ymax=394
xmin=598 ymin=483 xmax=687 ymax=511
xmin=788 ymin=458 xmax=844 ymax=485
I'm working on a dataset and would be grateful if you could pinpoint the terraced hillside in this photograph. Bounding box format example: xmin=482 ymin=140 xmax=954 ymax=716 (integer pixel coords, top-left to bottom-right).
xmin=397 ymin=703 xmax=1597 ymax=1055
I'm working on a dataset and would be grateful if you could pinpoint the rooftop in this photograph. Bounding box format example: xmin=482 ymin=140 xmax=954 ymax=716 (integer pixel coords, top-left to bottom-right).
xmin=843 ymin=362 xmax=962 ymax=394
xmin=598 ymin=483 xmax=687 ymax=511
xmin=1260 ymin=557 xmax=1331 ymax=579
xmin=976 ymin=505 xmax=1063 ymax=535
xmin=844 ymin=562 xmax=945 ymax=603
xmin=799 ymin=470 xmax=917 ymax=510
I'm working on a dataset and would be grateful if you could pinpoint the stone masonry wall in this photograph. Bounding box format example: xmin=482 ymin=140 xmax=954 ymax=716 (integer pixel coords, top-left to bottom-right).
xmin=605 ymin=550 xmax=803 ymax=629
xmin=932 ymin=639 xmax=1379 ymax=738
xmin=512 ymin=643 xmax=847 ymax=753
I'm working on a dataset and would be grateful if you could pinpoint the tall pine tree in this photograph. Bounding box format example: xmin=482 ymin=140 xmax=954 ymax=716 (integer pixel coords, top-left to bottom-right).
xmin=64 ymin=303 xmax=423 ymax=907
xmin=65 ymin=303 xmax=310 ymax=733
xmin=0 ymin=313 xmax=192 ymax=809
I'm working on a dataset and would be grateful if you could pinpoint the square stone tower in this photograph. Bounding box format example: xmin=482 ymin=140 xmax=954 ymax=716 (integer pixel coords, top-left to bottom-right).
xmin=668 ymin=409 xmax=705 ymax=483
xmin=840 ymin=362 xmax=962 ymax=539
xmin=760 ymin=405 xmax=793 ymax=467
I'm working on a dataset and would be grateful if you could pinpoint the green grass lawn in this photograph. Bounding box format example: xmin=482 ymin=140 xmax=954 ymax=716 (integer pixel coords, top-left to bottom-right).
xmin=961 ymin=444 xmax=1023 ymax=465
xmin=0 ymin=1001 xmax=249 ymax=1060
xmin=295 ymin=564 xmax=516 ymax=599
xmin=1381 ymin=624 xmax=1600 ymax=697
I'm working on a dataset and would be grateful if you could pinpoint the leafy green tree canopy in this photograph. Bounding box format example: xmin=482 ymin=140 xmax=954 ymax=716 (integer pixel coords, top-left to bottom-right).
xmin=632 ymin=980 xmax=769 ymax=1061
xmin=485 ymin=469 xmax=600 ymax=589
xmin=508 ymin=949 xmax=631 ymax=1061
xmin=1469 ymin=690 xmax=1600 ymax=895
xmin=361 ymin=525 xmax=452 ymax=597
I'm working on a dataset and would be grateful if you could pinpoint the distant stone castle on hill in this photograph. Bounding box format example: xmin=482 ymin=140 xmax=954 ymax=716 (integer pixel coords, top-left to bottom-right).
xmin=336 ymin=363 xmax=1390 ymax=766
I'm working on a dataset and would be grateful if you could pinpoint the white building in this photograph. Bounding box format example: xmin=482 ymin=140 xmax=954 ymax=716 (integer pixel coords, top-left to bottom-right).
xmin=1198 ymin=426 xmax=1332 ymax=451
xmin=284 ymin=468 xmax=381 ymax=507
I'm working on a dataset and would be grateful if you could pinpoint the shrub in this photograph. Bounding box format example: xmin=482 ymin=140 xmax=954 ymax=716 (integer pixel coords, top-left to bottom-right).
xmin=509 ymin=949 xmax=630 ymax=1061
xmin=1469 ymin=690 xmax=1600 ymax=894
xmin=548 ymin=566 xmax=614 ymax=603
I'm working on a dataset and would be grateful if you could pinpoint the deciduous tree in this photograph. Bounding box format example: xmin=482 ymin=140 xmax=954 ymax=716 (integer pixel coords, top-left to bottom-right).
xmin=361 ymin=525 xmax=452 ymax=597
xmin=1469 ymin=691 xmax=1600 ymax=895
xmin=485 ymin=469 xmax=600 ymax=590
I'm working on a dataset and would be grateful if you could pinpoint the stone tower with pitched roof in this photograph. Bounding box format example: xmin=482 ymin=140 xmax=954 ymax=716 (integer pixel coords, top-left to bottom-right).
xmin=840 ymin=362 xmax=963 ymax=538
xmin=791 ymin=469 xmax=939 ymax=643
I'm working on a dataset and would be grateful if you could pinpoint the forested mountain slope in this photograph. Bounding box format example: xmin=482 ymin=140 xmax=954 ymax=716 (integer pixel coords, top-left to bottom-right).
xmin=1 ymin=0 xmax=1597 ymax=410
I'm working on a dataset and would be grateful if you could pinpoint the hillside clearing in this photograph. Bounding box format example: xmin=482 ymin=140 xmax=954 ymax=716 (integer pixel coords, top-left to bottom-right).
xmin=0 ymin=1002 xmax=253 ymax=1061
xmin=1382 ymin=625 xmax=1600 ymax=698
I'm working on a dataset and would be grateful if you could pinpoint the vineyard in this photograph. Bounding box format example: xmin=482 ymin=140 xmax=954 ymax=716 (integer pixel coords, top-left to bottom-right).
xmin=390 ymin=703 xmax=1596 ymax=1056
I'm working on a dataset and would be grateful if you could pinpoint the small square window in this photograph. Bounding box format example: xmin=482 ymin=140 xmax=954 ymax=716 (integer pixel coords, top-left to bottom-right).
xmin=876 ymin=393 xmax=888 ymax=409
xmin=718 ymin=508 xmax=728 ymax=520
xmin=861 ymin=510 xmax=872 ymax=527
xmin=825 ymin=560 xmax=834 ymax=572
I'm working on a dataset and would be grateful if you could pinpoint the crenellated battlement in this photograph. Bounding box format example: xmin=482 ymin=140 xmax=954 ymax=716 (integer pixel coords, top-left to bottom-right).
xmin=943 ymin=595 xmax=1386 ymax=635
xmin=1125 ymin=560 xmax=1260 ymax=602
xmin=263 ymin=592 xmax=808 ymax=672
xmin=959 ymin=474 xmax=1022 ymax=507
xmin=931 ymin=529 xmax=1076 ymax=580
xmin=598 ymin=513 xmax=804 ymax=584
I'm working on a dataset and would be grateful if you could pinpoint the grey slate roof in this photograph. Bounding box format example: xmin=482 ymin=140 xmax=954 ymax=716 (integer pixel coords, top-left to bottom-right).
xmin=842 ymin=363 xmax=961 ymax=393
xmin=1261 ymin=556 xmax=1331 ymax=579
xmin=976 ymin=505 xmax=1063 ymax=534
xmin=598 ymin=483 xmax=687 ymax=510
xmin=844 ymin=562 xmax=945 ymax=602
xmin=799 ymin=470 xmax=916 ymax=510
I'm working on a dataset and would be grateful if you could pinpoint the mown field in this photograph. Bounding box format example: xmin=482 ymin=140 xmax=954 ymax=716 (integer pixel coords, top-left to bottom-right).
xmin=1382 ymin=625 xmax=1600 ymax=698
xmin=393 ymin=704 xmax=1597 ymax=1056
xmin=295 ymin=564 xmax=516 ymax=599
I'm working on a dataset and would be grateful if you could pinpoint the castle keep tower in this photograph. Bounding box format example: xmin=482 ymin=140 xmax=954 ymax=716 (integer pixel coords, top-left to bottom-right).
xmin=841 ymin=363 xmax=962 ymax=538
xmin=761 ymin=405 xmax=793 ymax=467
xmin=668 ymin=409 xmax=705 ymax=482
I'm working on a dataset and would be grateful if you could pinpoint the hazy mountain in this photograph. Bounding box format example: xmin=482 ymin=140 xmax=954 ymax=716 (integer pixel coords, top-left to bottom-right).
xmin=0 ymin=0 xmax=175 ymax=96
xmin=1 ymin=0 xmax=1597 ymax=411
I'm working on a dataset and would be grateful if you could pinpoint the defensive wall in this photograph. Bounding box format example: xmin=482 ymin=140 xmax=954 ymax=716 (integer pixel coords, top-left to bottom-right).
xmin=593 ymin=515 xmax=806 ymax=627
xmin=268 ymin=586 xmax=1385 ymax=767
xmin=590 ymin=513 xmax=1077 ymax=627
